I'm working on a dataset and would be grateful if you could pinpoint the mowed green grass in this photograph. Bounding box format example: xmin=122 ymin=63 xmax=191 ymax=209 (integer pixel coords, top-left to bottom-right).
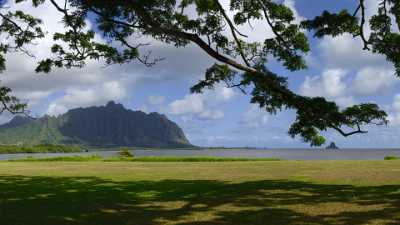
xmin=0 ymin=161 xmax=400 ymax=225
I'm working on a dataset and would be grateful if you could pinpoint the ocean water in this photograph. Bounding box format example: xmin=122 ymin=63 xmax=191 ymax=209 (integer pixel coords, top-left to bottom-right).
xmin=0 ymin=148 xmax=400 ymax=161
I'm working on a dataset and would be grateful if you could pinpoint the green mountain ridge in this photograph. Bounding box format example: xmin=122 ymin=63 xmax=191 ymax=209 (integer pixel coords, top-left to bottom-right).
xmin=0 ymin=101 xmax=193 ymax=148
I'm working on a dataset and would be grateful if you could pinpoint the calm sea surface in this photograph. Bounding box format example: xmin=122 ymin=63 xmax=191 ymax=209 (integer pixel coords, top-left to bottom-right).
xmin=1 ymin=148 xmax=400 ymax=161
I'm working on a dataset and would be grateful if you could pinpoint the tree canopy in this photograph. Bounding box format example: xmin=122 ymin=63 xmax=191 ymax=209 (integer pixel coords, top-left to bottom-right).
xmin=0 ymin=0 xmax=398 ymax=146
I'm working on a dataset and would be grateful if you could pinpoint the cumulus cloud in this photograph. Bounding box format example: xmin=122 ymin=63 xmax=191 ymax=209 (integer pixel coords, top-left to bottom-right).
xmin=1 ymin=0 xmax=307 ymax=113
xmin=198 ymin=109 xmax=225 ymax=120
xmin=316 ymin=0 xmax=395 ymax=72
xmin=215 ymin=86 xmax=236 ymax=101
xmin=1 ymin=0 xmax=216 ymax=115
xmin=169 ymin=94 xmax=204 ymax=115
xmin=352 ymin=67 xmax=397 ymax=96
xmin=300 ymin=69 xmax=355 ymax=107
xmin=310 ymin=2 xmax=398 ymax=110
xmin=316 ymin=35 xmax=398 ymax=98
xmin=240 ymin=104 xmax=269 ymax=128
xmin=388 ymin=95 xmax=400 ymax=127
xmin=301 ymin=69 xmax=347 ymax=98
xmin=318 ymin=34 xmax=388 ymax=71
xmin=126 ymin=0 xmax=303 ymax=81
xmin=283 ymin=0 xmax=305 ymax=23
xmin=0 ymin=1 xmax=141 ymax=112
xmin=393 ymin=95 xmax=400 ymax=112
xmin=168 ymin=86 xmax=235 ymax=121
xmin=47 ymin=81 xmax=127 ymax=115
xmin=218 ymin=0 xmax=304 ymax=43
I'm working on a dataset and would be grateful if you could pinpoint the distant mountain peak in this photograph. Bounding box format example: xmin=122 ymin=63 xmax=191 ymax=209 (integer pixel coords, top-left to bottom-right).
xmin=11 ymin=115 xmax=27 ymax=121
xmin=105 ymin=101 xmax=124 ymax=109
xmin=0 ymin=102 xmax=193 ymax=148
xmin=0 ymin=115 xmax=34 ymax=129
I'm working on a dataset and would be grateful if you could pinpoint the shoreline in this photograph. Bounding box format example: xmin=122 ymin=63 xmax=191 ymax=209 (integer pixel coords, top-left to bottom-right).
xmin=0 ymin=148 xmax=400 ymax=161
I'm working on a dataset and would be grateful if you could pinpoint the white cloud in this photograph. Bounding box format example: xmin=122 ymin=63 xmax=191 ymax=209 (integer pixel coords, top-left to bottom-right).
xmin=198 ymin=110 xmax=224 ymax=120
xmin=283 ymin=0 xmax=305 ymax=23
xmin=168 ymin=86 xmax=235 ymax=121
xmin=1 ymin=1 xmax=133 ymax=107
xmin=300 ymin=69 xmax=354 ymax=107
xmin=316 ymin=0 xmax=395 ymax=72
xmin=216 ymin=86 xmax=236 ymax=101
xmin=393 ymin=95 xmax=400 ymax=112
xmin=352 ymin=67 xmax=397 ymax=96
xmin=388 ymin=95 xmax=400 ymax=127
xmin=169 ymin=94 xmax=204 ymax=115
xmin=168 ymin=93 xmax=224 ymax=120
xmin=240 ymin=104 xmax=269 ymax=128
xmin=1 ymin=0 xmax=198 ymax=115
xmin=307 ymin=0 xmax=399 ymax=115
xmin=301 ymin=69 xmax=346 ymax=98
xmin=334 ymin=97 xmax=357 ymax=108
xmin=1 ymin=0 xmax=307 ymax=117
xmin=14 ymin=90 xmax=52 ymax=107
xmin=218 ymin=0 xmax=273 ymax=43
xmin=46 ymin=81 xmax=127 ymax=115
xmin=318 ymin=34 xmax=388 ymax=71
xmin=147 ymin=96 xmax=165 ymax=105
xmin=219 ymin=0 xmax=304 ymax=43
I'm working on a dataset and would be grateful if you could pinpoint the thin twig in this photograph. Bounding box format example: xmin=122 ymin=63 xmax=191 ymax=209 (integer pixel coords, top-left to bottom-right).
xmin=215 ymin=1 xmax=251 ymax=67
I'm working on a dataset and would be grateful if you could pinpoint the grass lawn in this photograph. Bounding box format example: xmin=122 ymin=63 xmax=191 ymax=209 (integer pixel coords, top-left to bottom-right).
xmin=0 ymin=160 xmax=399 ymax=225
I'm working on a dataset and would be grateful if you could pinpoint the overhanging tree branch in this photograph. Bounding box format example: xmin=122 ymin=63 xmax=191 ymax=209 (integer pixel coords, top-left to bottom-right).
xmin=359 ymin=0 xmax=371 ymax=50
xmin=331 ymin=124 xmax=368 ymax=137
xmin=90 ymin=4 xmax=259 ymax=74
xmin=35 ymin=0 xmax=391 ymax=146
xmin=259 ymin=0 xmax=293 ymax=52
xmin=215 ymin=1 xmax=251 ymax=67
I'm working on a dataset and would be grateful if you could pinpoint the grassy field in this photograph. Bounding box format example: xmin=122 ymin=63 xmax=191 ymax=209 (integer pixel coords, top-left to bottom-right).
xmin=0 ymin=161 xmax=399 ymax=225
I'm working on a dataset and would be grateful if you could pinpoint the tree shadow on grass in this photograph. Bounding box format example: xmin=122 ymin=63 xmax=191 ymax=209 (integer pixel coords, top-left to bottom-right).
xmin=0 ymin=176 xmax=399 ymax=225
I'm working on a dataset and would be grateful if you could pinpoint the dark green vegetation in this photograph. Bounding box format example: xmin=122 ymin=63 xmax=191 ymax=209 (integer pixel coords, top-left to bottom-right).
xmin=9 ymin=155 xmax=281 ymax=162
xmin=0 ymin=101 xmax=192 ymax=148
xmin=9 ymin=155 xmax=103 ymax=162
xmin=384 ymin=155 xmax=400 ymax=160
xmin=0 ymin=161 xmax=399 ymax=224
xmin=0 ymin=144 xmax=82 ymax=153
xmin=0 ymin=0 xmax=396 ymax=145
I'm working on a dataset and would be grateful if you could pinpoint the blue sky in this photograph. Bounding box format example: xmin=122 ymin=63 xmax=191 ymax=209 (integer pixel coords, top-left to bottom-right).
xmin=1 ymin=0 xmax=400 ymax=148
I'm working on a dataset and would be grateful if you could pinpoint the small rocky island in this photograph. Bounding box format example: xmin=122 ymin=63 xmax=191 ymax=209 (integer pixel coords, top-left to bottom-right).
xmin=326 ymin=142 xmax=339 ymax=150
